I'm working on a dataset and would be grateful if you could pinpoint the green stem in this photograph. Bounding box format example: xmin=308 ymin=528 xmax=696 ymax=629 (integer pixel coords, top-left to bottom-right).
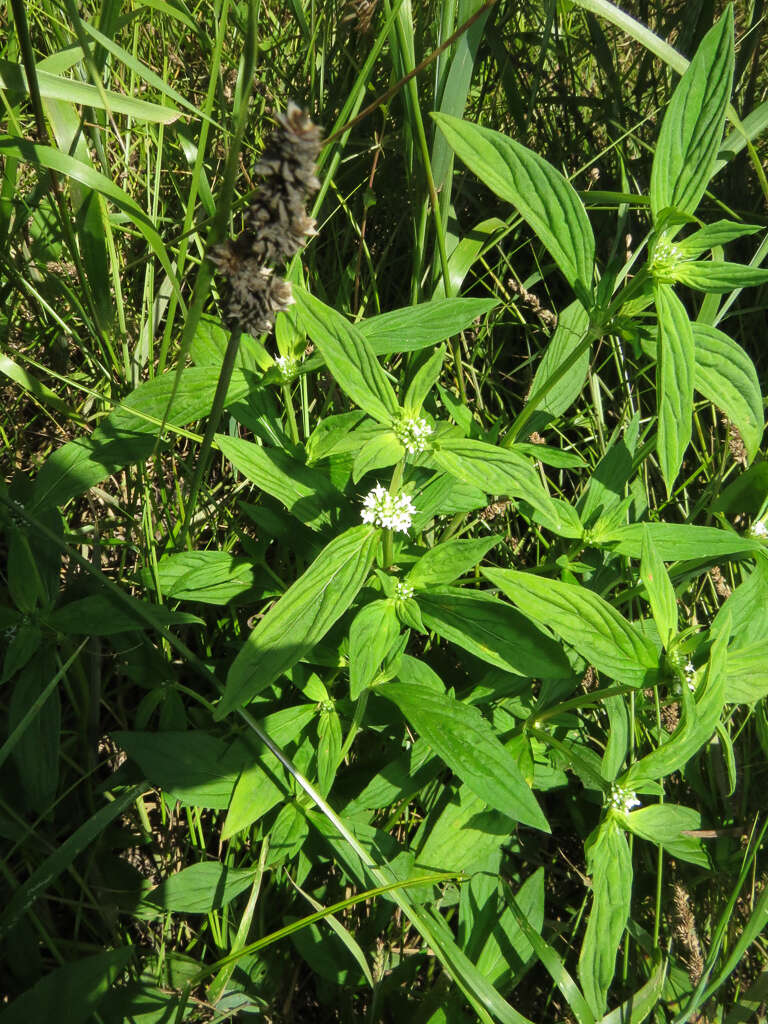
xmin=281 ymin=382 xmax=300 ymax=445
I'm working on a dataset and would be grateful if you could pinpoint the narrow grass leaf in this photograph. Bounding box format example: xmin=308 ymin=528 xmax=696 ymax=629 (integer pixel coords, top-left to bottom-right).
xmin=378 ymin=682 xmax=549 ymax=831
xmin=433 ymin=112 xmax=595 ymax=306
xmin=217 ymin=526 xmax=379 ymax=717
xmin=505 ymin=881 xmax=596 ymax=1024
xmin=0 ymin=784 xmax=144 ymax=937
xmin=484 ymin=568 xmax=658 ymax=686
xmin=597 ymin=953 xmax=667 ymax=1024
xmin=655 ymin=282 xmax=695 ymax=494
xmin=650 ymin=8 xmax=733 ymax=219
xmin=578 ymin=819 xmax=632 ymax=1018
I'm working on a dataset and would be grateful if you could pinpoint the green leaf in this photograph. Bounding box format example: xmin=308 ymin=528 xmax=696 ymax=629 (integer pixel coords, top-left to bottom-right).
xmin=379 ymin=683 xmax=549 ymax=832
xmin=601 ymin=696 xmax=630 ymax=783
xmin=415 ymin=786 xmax=513 ymax=873
xmin=650 ymin=8 xmax=734 ymax=219
xmin=352 ymin=429 xmax=404 ymax=483
xmin=597 ymin=953 xmax=667 ymax=1024
xmin=292 ymin=286 xmax=399 ymax=424
xmin=475 ymin=868 xmax=545 ymax=989
xmin=349 ymin=600 xmax=400 ymax=699
xmin=640 ymin=526 xmax=677 ymax=648
xmin=406 ymin=536 xmax=501 ymax=589
xmin=46 ymin=592 xmax=203 ymax=634
xmin=216 ymin=434 xmax=341 ymax=532
xmin=725 ymin=642 xmax=768 ymax=703
xmin=676 ymin=220 xmax=763 ymax=257
xmin=113 ymin=731 xmax=243 ymax=809
xmin=693 ymin=323 xmax=763 ymax=462
xmin=672 ymin=260 xmax=768 ymax=292
xmin=357 ymin=298 xmax=498 ymax=354
xmin=484 ymin=569 xmax=658 ymax=686
xmin=621 ymin=804 xmax=709 ymax=867
xmin=522 ymin=299 xmax=591 ymax=427
xmin=403 ymin=345 xmax=445 ymax=415
xmin=138 ymin=863 xmax=258 ymax=915
xmin=433 ymin=113 xmax=595 ymax=306
xmin=433 ymin=436 xmax=581 ymax=536
xmin=622 ymin=615 xmax=728 ymax=787
xmin=655 ymin=282 xmax=695 ymax=494
xmin=594 ymin=521 xmax=761 ymax=560
xmin=222 ymin=705 xmax=316 ymax=839
xmin=578 ymin=819 xmax=632 ymax=1018
xmin=0 ymin=948 xmax=133 ymax=1024
xmin=150 ymin=551 xmax=261 ymax=605
xmin=217 ymin=526 xmax=379 ymax=717
xmin=417 ymin=586 xmax=571 ymax=678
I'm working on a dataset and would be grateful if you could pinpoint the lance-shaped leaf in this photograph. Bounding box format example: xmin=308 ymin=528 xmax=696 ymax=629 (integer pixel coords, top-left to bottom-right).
xmin=578 ymin=819 xmax=632 ymax=1018
xmin=672 ymin=261 xmax=768 ymax=293
xmin=292 ymin=285 xmax=399 ymax=424
xmin=655 ymin=282 xmax=694 ymax=494
xmin=216 ymin=526 xmax=379 ymax=717
xmin=621 ymin=614 xmax=729 ymax=788
xmin=379 ymin=682 xmax=549 ymax=832
xmin=216 ymin=434 xmax=341 ymax=531
xmin=417 ymin=587 xmax=571 ymax=679
xmin=433 ymin=437 xmax=582 ymax=537
xmin=640 ymin=526 xmax=677 ymax=648
xmin=621 ymin=804 xmax=709 ymax=867
xmin=138 ymin=862 xmax=259 ymax=916
xmin=483 ymin=568 xmax=658 ymax=687
xmin=693 ymin=323 xmax=763 ymax=462
xmin=650 ymin=8 xmax=734 ymax=219
xmin=433 ymin=112 xmax=595 ymax=307
xmin=593 ymin=521 xmax=761 ymax=560
xmin=349 ymin=600 xmax=400 ymax=699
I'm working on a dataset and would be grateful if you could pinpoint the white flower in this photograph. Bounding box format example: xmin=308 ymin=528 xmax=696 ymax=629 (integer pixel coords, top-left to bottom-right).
xmin=274 ymin=353 xmax=300 ymax=379
xmin=394 ymin=580 xmax=414 ymax=601
xmin=608 ymin=784 xmax=641 ymax=814
xmin=683 ymin=659 xmax=697 ymax=692
xmin=749 ymin=519 xmax=768 ymax=538
xmin=395 ymin=417 xmax=432 ymax=454
xmin=361 ymin=484 xmax=416 ymax=532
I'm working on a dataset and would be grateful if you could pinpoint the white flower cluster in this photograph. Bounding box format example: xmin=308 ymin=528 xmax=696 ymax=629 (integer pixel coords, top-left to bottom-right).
xmin=608 ymin=784 xmax=641 ymax=814
xmin=394 ymin=580 xmax=414 ymax=601
xmin=651 ymin=236 xmax=684 ymax=275
xmin=274 ymin=354 xmax=299 ymax=380
xmin=395 ymin=417 xmax=432 ymax=454
xmin=360 ymin=485 xmax=416 ymax=532
xmin=749 ymin=519 xmax=768 ymax=538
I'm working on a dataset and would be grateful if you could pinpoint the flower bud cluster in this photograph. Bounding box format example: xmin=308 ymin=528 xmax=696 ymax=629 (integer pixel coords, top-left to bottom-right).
xmin=608 ymin=784 xmax=641 ymax=814
xmin=209 ymin=103 xmax=322 ymax=337
xmin=395 ymin=416 xmax=432 ymax=454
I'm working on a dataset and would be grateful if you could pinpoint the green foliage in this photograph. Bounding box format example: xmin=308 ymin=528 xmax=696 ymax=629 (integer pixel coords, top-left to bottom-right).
xmin=2 ymin=1 xmax=768 ymax=1022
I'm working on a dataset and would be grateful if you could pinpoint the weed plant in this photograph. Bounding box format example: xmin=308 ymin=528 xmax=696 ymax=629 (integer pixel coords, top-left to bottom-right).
xmin=1 ymin=1 xmax=768 ymax=1022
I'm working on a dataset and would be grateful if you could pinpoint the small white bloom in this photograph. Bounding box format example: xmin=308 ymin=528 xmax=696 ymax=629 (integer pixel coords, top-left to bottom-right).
xmin=608 ymin=784 xmax=641 ymax=814
xmin=361 ymin=484 xmax=417 ymax=533
xmin=395 ymin=580 xmax=414 ymax=601
xmin=395 ymin=417 xmax=432 ymax=454
xmin=749 ymin=519 xmax=768 ymax=538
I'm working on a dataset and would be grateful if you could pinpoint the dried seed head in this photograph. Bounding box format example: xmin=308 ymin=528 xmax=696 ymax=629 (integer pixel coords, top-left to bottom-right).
xmin=209 ymin=102 xmax=322 ymax=336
